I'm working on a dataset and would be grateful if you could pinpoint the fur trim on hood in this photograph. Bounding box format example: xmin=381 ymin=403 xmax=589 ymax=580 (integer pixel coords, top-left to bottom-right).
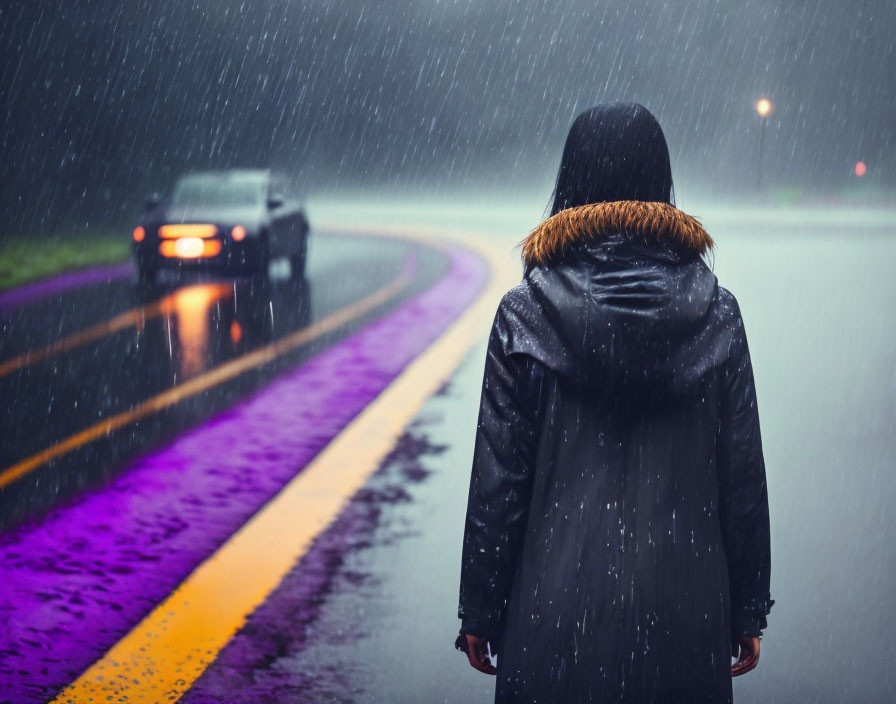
xmin=522 ymin=201 xmax=713 ymax=267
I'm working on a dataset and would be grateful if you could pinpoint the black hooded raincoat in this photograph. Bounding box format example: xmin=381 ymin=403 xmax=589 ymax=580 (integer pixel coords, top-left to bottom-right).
xmin=458 ymin=201 xmax=772 ymax=703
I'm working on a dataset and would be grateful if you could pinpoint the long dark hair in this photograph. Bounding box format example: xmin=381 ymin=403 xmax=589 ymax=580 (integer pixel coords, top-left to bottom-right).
xmin=550 ymin=103 xmax=674 ymax=216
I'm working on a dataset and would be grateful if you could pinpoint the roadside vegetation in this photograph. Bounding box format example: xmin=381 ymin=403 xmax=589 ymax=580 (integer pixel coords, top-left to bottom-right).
xmin=0 ymin=234 xmax=129 ymax=291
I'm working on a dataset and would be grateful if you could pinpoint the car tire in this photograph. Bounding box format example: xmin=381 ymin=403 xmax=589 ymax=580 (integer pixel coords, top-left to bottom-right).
xmin=249 ymin=258 xmax=269 ymax=282
xmin=290 ymin=246 xmax=306 ymax=279
xmin=252 ymin=253 xmax=270 ymax=281
xmin=137 ymin=265 xmax=156 ymax=286
xmin=247 ymin=234 xmax=270 ymax=281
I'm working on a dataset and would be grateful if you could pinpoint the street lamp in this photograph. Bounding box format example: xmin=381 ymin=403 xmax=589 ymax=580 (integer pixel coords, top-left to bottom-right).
xmin=755 ymin=97 xmax=773 ymax=192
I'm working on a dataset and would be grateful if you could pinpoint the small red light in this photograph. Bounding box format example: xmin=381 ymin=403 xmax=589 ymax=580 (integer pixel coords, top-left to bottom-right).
xmin=133 ymin=226 xmax=146 ymax=242
xmin=230 ymin=321 xmax=243 ymax=345
xmin=855 ymin=161 xmax=866 ymax=177
xmin=231 ymin=225 xmax=247 ymax=241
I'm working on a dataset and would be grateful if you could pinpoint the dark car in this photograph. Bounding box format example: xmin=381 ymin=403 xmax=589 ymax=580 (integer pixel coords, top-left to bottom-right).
xmin=132 ymin=170 xmax=309 ymax=284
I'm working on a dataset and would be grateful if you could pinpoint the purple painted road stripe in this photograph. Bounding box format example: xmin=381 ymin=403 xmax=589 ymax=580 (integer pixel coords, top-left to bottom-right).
xmin=0 ymin=263 xmax=133 ymax=312
xmin=0 ymin=240 xmax=488 ymax=704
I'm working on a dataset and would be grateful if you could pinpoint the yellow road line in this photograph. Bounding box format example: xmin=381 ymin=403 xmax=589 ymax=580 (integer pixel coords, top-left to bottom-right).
xmin=0 ymin=265 xmax=413 ymax=490
xmin=51 ymin=229 xmax=517 ymax=704
xmin=0 ymin=283 xmax=233 ymax=379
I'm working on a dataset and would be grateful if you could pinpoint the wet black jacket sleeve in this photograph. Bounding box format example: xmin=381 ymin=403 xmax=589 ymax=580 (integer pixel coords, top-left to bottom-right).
xmin=717 ymin=306 xmax=774 ymax=638
xmin=457 ymin=306 xmax=542 ymax=646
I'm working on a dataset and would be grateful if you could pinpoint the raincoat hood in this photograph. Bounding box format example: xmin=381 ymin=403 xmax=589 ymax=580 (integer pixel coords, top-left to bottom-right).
xmin=509 ymin=200 xmax=718 ymax=390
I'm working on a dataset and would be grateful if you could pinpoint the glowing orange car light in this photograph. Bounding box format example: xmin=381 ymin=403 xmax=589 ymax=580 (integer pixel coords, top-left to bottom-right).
xmin=133 ymin=226 xmax=146 ymax=242
xmin=231 ymin=225 xmax=247 ymax=241
xmin=159 ymin=224 xmax=218 ymax=239
xmin=230 ymin=321 xmax=243 ymax=345
xmin=159 ymin=238 xmax=222 ymax=259
xmin=175 ymin=237 xmax=205 ymax=258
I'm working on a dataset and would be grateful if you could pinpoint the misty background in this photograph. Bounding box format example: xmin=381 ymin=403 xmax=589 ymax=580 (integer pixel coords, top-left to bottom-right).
xmin=2 ymin=3 xmax=896 ymax=702
xmin=2 ymin=0 xmax=894 ymax=233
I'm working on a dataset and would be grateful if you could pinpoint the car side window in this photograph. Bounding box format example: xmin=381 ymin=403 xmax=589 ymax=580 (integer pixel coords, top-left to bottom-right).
xmin=269 ymin=175 xmax=284 ymax=199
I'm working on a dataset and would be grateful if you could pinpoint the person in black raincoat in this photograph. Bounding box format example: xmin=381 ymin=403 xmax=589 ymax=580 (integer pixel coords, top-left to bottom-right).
xmin=455 ymin=103 xmax=773 ymax=703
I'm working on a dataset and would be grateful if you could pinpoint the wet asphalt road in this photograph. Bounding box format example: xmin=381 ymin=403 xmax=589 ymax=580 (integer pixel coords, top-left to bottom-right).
xmin=198 ymin=214 xmax=896 ymax=704
xmin=0 ymin=232 xmax=446 ymax=529
xmin=2 ymin=208 xmax=895 ymax=702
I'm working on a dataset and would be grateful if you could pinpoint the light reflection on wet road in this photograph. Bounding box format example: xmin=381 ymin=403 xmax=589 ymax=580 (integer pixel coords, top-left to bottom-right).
xmin=0 ymin=233 xmax=444 ymax=528
xmin=0 ymin=228 xmax=491 ymax=704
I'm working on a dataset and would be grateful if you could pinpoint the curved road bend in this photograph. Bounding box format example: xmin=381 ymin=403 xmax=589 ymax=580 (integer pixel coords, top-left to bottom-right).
xmin=0 ymin=227 xmax=495 ymax=703
xmin=0 ymin=232 xmax=447 ymax=528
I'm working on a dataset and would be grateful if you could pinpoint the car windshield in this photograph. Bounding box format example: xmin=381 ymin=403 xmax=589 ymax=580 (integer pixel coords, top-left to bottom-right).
xmin=171 ymin=177 xmax=264 ymax=208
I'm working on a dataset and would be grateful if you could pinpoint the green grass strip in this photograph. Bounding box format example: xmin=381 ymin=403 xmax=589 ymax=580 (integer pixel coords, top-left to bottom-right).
xmin=0 ymin=235 xmax=130 ymax=291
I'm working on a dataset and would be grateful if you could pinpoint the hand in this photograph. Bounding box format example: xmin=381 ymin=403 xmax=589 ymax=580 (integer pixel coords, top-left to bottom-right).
xmin=731 ymin=634 xmax=761 ymax=677
xmin=462 ymin=634 xmax=497 ymax=675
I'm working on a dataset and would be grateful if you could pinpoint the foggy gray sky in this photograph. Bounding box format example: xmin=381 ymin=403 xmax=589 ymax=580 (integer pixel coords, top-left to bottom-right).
xmin=1 ymin=0 xmax=893 ymax=233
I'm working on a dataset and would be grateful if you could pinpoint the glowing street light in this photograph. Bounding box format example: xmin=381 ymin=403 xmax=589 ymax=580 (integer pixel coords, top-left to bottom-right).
xmin=755 ymin=97 xmax=773 ymax=192
xmin=855 ymin=161 xmax=867 ymax=177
